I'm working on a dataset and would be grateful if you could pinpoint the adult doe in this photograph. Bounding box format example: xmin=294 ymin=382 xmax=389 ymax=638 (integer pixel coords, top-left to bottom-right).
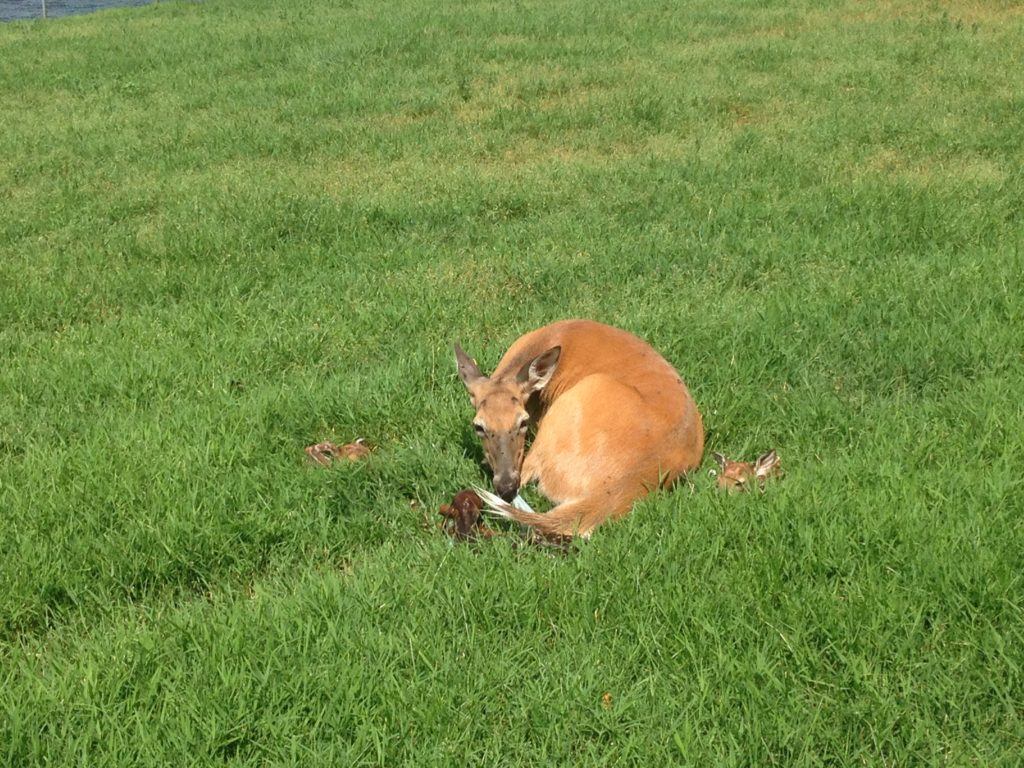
xmin=455 ymin=320 xmax=703 ymax=537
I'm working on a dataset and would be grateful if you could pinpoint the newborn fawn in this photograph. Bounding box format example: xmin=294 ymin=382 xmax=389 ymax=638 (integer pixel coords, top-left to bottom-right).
xmin=712 ymin=450 xmax=782 ymax=492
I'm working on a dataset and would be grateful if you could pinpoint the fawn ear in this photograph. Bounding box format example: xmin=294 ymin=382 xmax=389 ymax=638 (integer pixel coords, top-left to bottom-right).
xmin=754 ymin=450 xmax=779 ymax=475
xmin=454 ymin=343 xmax=486 ymax=393
xmin=517 ymin=346 xmax=560 ymax=394
xmin=712 ymin=452 xmax=728 ymax=471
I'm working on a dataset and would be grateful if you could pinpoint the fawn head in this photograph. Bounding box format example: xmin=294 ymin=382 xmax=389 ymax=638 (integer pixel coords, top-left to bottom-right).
xmin=713 ymin=450 xmax=782 ymax=492
xmin=454 ymin=343 xmax=560 ymax=501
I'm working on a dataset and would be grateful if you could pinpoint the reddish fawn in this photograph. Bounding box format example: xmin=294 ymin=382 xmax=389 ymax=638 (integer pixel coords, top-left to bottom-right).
xmin=712 ymin=450 xmax=782 ymax=492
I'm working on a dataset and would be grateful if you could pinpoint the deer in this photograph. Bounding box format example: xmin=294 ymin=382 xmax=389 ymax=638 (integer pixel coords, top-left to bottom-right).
xmin=454 ymin=319 xmax=704 ymax=538
xmin=712 ymin=450 xmax=782 ymax=492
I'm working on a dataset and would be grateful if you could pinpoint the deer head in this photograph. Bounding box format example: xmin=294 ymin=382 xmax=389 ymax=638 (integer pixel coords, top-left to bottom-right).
xmin=454 ymin=343 xmax=560 ymax=501
xmin=712 ymin=450 xmax=782 ymax=492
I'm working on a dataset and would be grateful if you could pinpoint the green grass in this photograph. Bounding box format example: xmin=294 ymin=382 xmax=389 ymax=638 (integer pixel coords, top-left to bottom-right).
xmin=2 ymin=0 xmax=1023 ymax=763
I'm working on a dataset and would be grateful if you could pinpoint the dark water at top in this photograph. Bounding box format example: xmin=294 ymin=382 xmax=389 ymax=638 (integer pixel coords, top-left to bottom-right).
xmin=0 ymin=0 xmax=156 ymax=21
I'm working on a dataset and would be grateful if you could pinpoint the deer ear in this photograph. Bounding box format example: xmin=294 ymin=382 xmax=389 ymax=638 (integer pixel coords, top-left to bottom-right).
xmin=712 ymin=452 xmax=728 ymax=471
xmin=454 ymin=343 xmax=486 ymax=393
xmin=754 ymin=450 xmax=779 ymax=475
xmin=517 ymin=346 xmax=560 ymax=393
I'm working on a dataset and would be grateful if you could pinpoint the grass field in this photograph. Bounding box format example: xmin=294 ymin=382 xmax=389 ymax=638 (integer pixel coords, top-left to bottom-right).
xmin=2 ymin=0 xmax=1023 ymax=763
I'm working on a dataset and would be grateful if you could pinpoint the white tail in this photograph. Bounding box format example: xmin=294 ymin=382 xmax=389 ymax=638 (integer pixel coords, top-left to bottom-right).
xmin=455 ymin=320 xmax=704 ymax=537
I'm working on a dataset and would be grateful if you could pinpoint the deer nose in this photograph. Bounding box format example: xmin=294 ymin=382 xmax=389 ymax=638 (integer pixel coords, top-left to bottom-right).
xmin=494 ymin=472 xmax=520 ymax=502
